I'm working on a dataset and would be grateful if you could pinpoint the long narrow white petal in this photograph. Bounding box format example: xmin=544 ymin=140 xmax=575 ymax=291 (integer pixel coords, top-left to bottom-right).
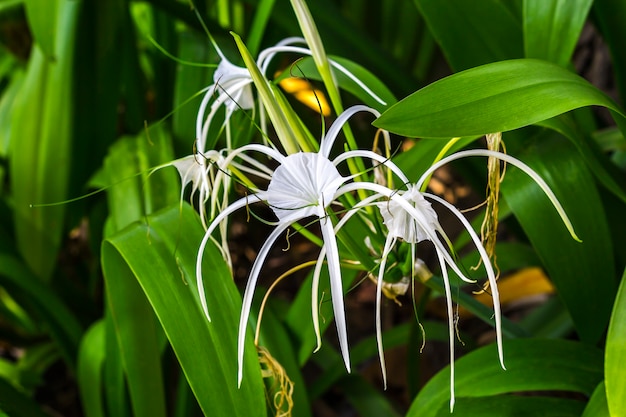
xmin=426 ymin=192 xmax=505 ymax=370
xmin=311 ymin=246 xmax=327 ymax=352
xmin=334 ymin=150 xmax=411 ymax=186
xmin=238 ymin=221 xmax=294 ymax=386
xmin=319 ymin=207 xmax=351 ymax=372
xmin=416 ymin=149 xmax=580 ymax=242
xmin=320 ymin=105 xmax=380 ymax=157
xmin=436 ymin=248 xmax=456 ymax=412
xmin=376 ymin=235 xmax=396 ymax=389
xmin=196 ymin=193 xmax=265 ymax=322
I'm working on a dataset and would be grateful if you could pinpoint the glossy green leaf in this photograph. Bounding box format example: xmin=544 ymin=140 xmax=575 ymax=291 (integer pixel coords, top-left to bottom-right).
xmin=524 ymin=0 xmax=593 ymax=67
xmin=9 ymin=0 xmax=80 ymax=280
xmin=77 ymin=320 xmax=106 ymax=417
xmin=23 ymin=0 xmax=58 ymax=59
xmin=373 ymin=59 xmax=626 ymax=139
xmin=501 ymin=130 xmax=615 ymax=343
xmin=582 ymin=382 xmax=610 ymax=417
xmin=100 ymin=126 xmax=181 ymax=417
xmin=102 ymin=203 xmax=267 ymax=416
xmin=408 ymin=338 xmax=603 ymax=417
xmin=606 ymin=268 xmax=626 ymax=417
xmin=414 ymin=0 xmax=523 ymax=71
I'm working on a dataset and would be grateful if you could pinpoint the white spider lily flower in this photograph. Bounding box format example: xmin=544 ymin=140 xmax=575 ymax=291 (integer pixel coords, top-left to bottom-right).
xmin=369 ymin=148 xmax=579 ymax=412
xmin=196 ymin=105 xmax=400 ymax=386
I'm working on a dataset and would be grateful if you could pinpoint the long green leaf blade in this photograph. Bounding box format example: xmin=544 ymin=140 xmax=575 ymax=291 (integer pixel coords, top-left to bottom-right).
xmin=102 ymin=203 xmax=267 ymax=416
xmin=408 ymin=338 xmax=603 ymax=417
xmin=373 ymin=59 xmax=625 ymax=138
xmin=524 ymin=0 xmax=593 ymax=67
xmin=605 ymin=268 xmax=626 ymax=417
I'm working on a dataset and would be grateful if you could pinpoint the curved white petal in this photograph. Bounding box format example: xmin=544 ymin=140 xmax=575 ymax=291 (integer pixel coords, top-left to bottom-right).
xmin=320 ymin=105 xmax=380 ymax=157
xmin=416 ymin=149 xmax=580 ymax=242
xmin=238 ymin=221 xmax=294 ymax=386
xmin=196 ymin=193 xmax=265 ymax=321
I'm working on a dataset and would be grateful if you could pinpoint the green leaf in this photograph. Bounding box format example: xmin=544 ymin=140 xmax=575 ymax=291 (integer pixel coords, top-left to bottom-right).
xmin=408 ymin=338 xmax=603 ymax=417
xmin=593 ymin=0 xmax=626 ymax=104
xmin=0 ymin=253 xmax=82 ymax=367
xmin=373 ymin=59 xmax=626 ymax=139
xmin=0 ymin=376 xmax=50 ymax=417
xmin=102 ymin=203 xmax=267 ymax=416
xmin=10 ymin=0 xmax=81 ymax=280
xmin=414 ymin=0 xmax=523 ymax=71
xmin=582 ymin=381 xmax=610 ymax=417
xmin=77 ymin=320 xmax=106 ymax=417
xmin=501 ymin=130 xmax=615 ymax=343
xmin=523 ymin=0 xmax=593 ymax=67
xmin=606 ymin=268 xmax=626 ymax=417
xmin=254 ymin=304 xmax=311 ymax=417
xmin=432 ymin=396 xmax=584 ymax=417
xmin=23 ymin=0 xmax=58 ymax=59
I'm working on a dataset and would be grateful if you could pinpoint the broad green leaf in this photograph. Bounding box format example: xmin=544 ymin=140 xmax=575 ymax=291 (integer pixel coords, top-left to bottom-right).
xmin=104 ymin=257 xmax=167 ymax=417
xmin=501 ymin=130 xmax=615 ymax=343
xmin=102 ymin=204 xmax=267 ymax=416
xmin=582 ymin=382 xmax=610 ymax=417
xmin=10 ymin=0 xmax=80 ymax=280
xmin=23 ymin=0 xmax=58 ymax=59
xmin=77 ymin=320 xmax=106 ymax=417
xmin=100 ymin=126 xmax=179 ymax=417
xmin=524 ymin=0 xmax=593 ymax=67
xmin=414 ymin=0 xmax=523 ymax=71
xmin=606 ymin=268 xmax=626 ymax=417
xmin=539 ymin=115 xmax=626 ymax=203
xmin=373 ymin=59 xmax=626 ymax=139
xmin=408 ymin=338 xmax=603 ymax=417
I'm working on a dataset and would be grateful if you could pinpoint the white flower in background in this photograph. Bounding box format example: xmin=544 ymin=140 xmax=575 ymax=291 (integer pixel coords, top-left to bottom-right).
xmin=196 ymin=105 xmax=403 ymax=386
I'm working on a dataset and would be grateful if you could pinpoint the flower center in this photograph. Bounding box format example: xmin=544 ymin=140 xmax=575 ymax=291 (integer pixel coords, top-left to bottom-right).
xmin=377 ymin=185 xmax=439 ymax=243
xmin=267 ymin=152 xmax=343 ymax=221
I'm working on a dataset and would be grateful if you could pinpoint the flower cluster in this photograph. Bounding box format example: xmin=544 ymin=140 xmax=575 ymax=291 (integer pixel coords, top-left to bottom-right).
xmin=177 ymin=33 xmax=578 ymax=412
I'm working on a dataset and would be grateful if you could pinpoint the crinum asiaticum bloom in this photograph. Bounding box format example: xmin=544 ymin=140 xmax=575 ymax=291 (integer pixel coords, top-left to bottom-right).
xmin=306 ymin=138 xmax=579 ymax=411
xmin=369 ymin=148 xmax=580 ymax=412
xmin=181 ymin=37 xmax=388 ymax=226
xmin=196 ymin=105 xmax=405 ymax=385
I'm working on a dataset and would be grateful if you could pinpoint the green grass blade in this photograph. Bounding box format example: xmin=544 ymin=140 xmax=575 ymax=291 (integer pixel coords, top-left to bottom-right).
xmin=23 ymin=0 xmax=58 ymax=59
xmin=582 ymin=381 xmax=610 ymax=417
